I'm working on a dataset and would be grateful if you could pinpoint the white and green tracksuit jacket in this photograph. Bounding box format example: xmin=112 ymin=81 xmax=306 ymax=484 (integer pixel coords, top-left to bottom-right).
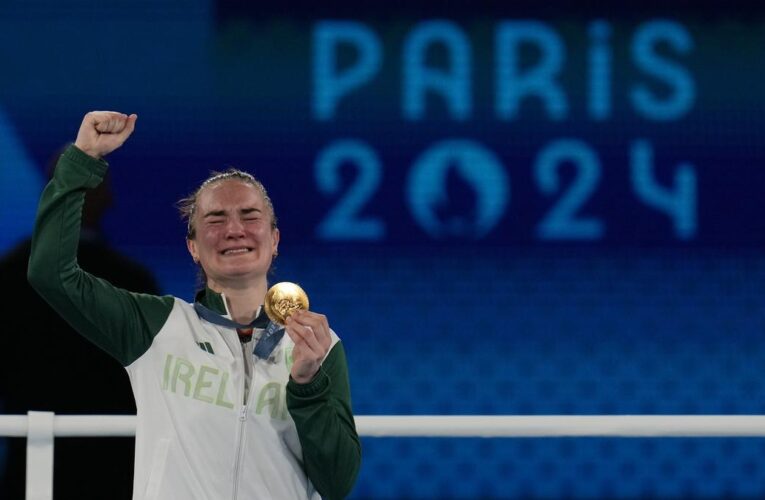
xmin=28 ymin=145 xmax=361 ymax=500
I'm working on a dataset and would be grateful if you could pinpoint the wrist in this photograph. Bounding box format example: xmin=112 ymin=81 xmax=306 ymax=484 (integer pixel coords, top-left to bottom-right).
xmin=287 ymin=368 xmax=330 ymax=398
xmin=73 ymin=142 xmax=101 ymax=160
xmin=290 ymin=370 xmax=318 ymax=385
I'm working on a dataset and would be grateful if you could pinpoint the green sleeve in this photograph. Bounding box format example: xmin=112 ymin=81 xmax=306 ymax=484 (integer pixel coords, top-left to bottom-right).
xmin=286 ymin=342 xmax=361 ymax=500
xmin=27 ymin=144 xmax=174 ymax=367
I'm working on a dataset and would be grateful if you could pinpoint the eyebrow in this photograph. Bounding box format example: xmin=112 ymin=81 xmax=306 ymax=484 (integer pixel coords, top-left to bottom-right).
xmin=202 ymin=210 xmax=226 ymax=219
xmin=202 ymin=207 xmax=262 ymax=218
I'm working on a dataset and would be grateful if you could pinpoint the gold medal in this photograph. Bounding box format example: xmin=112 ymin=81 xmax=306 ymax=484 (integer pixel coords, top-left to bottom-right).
xmin=264 ymin=282 xmax=310 ymax=325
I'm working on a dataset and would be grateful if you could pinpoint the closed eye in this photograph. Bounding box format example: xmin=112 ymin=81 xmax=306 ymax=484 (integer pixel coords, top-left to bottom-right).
xmin=202 ymin=210 xmax=227 ymax=224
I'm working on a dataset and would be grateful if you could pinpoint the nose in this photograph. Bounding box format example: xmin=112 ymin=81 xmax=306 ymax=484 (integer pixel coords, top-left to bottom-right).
xmin=225 ymin=218 xmax=246 ymax=237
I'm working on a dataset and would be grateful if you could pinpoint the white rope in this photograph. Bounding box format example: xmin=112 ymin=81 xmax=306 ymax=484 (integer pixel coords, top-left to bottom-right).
xmin=3 ymin=414 xmax=765 ymax=437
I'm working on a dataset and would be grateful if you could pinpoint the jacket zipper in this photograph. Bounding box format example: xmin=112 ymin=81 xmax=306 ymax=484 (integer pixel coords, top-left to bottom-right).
xmin=232 ymin=405 xmax=248 ymax=500
xmin=232 ymin=339 xmax=254 ymax=500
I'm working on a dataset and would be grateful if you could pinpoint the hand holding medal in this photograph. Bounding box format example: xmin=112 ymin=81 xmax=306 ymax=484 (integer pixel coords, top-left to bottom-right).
xmin=266 ymin=282 xmax=332 ymax=384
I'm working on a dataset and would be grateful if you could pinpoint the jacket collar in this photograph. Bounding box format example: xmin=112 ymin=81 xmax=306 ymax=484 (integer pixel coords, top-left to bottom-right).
xmin=194 ymin=286 xmax=226 ymax=314
xmin=193 ymin=287 xmax=270 ymax=328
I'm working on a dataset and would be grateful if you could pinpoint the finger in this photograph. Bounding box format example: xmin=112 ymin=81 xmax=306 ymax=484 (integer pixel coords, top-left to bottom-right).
xmin=113 ymin=114 xmax=137 ymax=144
xmin=286 ymin=323 xmax=324 ymax=354
xmin=285 ymin=332 xmax=324 ymax=364
xmin=290 ymin=311 xmax=328 ymax=337
xmin=120 ymin=114 xmax=137 ymax=140
xmin=95 ymin=119 xmax=116 ymax=133
xmin=285 ymin=319 xmax=325 ymax=357
xmin=287 ymin=313 xmax=323 ymax=350
xmin=86 ymin=111 xmax=114 ymax=124
xmin=291 ymin=311 xmax=332 ymax=349
xmin=94 ymin=112 xmax=128 ymax=133
xmin=84 ymin=111 xmax=116 ymax=126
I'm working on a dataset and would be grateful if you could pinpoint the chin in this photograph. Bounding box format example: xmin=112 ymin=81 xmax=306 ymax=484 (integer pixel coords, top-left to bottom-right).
xmin=218 ymin=264 xmax=269 ymax=279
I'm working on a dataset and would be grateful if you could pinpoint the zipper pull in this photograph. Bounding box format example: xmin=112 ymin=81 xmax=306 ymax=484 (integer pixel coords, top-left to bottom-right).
xmin=239 ymin=406 xmax=248 ymax=421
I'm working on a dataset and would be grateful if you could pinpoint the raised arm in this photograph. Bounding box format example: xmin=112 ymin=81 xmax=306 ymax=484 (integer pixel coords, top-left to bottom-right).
xmin=27 ymin=112 xmax=173 ymax=366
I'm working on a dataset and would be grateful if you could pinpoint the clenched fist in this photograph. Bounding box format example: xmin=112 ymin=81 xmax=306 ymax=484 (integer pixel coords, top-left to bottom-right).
xmin=74 ymin=111 xmax=137 ymax=159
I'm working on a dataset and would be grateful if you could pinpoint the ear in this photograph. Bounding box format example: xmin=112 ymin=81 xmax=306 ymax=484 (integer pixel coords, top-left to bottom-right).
xmin=187 ymin=238 xmax=199 ymax=264
xmin=272 ymin=228 xmax=280 ymax=255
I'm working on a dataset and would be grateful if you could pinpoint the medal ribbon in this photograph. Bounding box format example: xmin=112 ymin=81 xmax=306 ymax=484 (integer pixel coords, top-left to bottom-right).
xmin=193 ymin=302 xmax=285 ymax=360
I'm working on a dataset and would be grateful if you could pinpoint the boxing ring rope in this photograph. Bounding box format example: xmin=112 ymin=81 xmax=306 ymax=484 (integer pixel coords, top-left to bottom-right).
xmin=5 ymin=412 xmax=765 ymax=500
